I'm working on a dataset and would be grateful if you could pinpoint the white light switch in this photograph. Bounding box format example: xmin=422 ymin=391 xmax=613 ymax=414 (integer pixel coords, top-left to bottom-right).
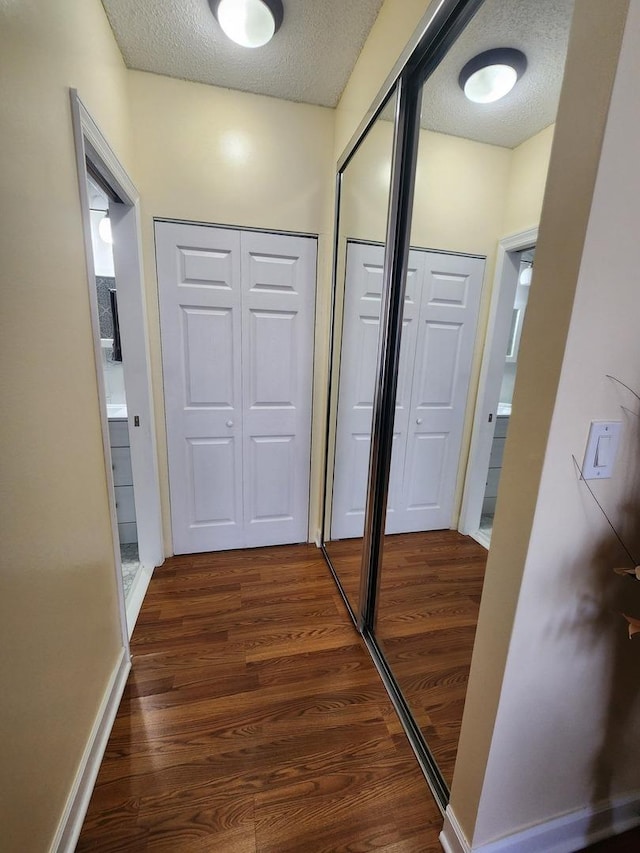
xmin=582 ymin=421 xmax=622 ymax=479
xmin=595 ymin=435 xmax=611 ymax=468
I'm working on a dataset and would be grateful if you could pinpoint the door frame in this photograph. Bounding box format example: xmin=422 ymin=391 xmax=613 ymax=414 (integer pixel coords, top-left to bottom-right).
xmin=70 ymin=90 xmax=164 ymax=639
xmin=458 ymin=226 xmax=538 ymax=545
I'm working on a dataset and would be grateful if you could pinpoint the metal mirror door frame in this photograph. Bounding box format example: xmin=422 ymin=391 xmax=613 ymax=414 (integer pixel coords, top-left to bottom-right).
xmin=320 ymin=0 xmax=486 ymax=813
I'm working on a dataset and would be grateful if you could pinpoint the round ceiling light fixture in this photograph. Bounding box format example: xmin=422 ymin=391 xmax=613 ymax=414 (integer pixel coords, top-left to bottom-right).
xmin=210 ymin=0 xmax=284 ymax=48
xmin=459 ymin=48 xmax=527 ymax=104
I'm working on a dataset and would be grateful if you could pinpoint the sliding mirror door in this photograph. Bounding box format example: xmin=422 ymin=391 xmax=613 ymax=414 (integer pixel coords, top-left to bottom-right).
xmin=366 ymin=0 xmax=572 ymax=794
xmin=373 ymin=59 xmax=488 ymax=788
xmin=322 ymin=0 xmax=573 ymax=810
xmin=322 ymin=87 xmax=398 ymax=617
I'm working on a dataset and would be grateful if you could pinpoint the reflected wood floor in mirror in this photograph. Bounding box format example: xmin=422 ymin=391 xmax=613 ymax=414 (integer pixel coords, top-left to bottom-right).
xmin=323 ymin=536 xmax=365 ymax=614
xmin=77 ymin=544 xmax=444 ymax=852
xmin=376 ymin=530 xmax=487 ymax=786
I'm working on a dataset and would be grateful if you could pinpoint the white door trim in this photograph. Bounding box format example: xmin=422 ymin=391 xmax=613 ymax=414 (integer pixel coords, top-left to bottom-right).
xmin=70 ymin=89 xmax=164 ymax=639
xmin=458 ymin=227 xmax=538 ymax=542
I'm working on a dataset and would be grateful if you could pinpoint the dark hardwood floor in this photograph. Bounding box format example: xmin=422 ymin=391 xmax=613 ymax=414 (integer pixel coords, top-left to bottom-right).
xmin=77 ymin=538 xmax=640 ymax=851
xmin=78 ymin=544 xmax=444 ymax=851
xmin=376 ymin=530 xmax=487 ymax=786
xmin=325 ymin=529 xmax=486 ymax=787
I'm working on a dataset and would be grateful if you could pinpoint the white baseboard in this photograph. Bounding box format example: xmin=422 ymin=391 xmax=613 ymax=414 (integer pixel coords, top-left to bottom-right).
xmin=440 ymin=796 xmax=640 ymax=853
xmin=50 ymin=648 xmax=131 ymax=853
xmin=125 ymin=561 xmax=154 ymax=638
xmin=440 ymin=805 xmax=471 ymax=853
xmin=469 ymin=529 xmax=490 ymax=550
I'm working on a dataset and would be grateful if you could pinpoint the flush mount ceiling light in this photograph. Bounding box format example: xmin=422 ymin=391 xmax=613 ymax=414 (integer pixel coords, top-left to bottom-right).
xmin=459 ymin=48 xmax=527 ymax=104
xmin=210 ymin=0 xmax=283 ymax=48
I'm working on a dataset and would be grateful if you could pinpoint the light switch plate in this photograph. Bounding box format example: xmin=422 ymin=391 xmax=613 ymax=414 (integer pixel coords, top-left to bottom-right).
xmin=581 ymin=421 xmax=622 ymax=480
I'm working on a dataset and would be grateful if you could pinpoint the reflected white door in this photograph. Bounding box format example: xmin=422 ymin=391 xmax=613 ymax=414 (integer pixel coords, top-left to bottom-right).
xmin=156 ymin=221 xmax=316 ymax=554
xmin=332 ymin=241 xmax=484 ymax=539
xmin=330 ymin=242 xmax=384 ymax=540
xmin=386 ymin=253 xmax=485 ymax=533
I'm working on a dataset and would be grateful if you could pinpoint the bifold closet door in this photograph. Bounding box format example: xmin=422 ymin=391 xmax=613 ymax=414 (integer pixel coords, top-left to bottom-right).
xmin=156 ymin=221 xmax=316 ymax=554
xmin=332 ymin=241 xmax=484 ymax=539
xmin=240 ymin=230 xmax=316 ymax=548
xmin=385 ymin=252 xmax=485 ymax=533
xmin=330 ymin=242 xmax=422 ymax=541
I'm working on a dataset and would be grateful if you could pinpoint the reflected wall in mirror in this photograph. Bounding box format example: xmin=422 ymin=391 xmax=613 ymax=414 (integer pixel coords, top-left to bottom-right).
xmin=323 ymin=87 xmax=398 ymax=616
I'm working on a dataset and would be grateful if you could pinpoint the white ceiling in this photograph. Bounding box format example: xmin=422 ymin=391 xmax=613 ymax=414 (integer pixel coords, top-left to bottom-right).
xmin=100 ymin=0 xmax=384 ymax=108
xmin=101 ymin=0 xmax=575 ymax=149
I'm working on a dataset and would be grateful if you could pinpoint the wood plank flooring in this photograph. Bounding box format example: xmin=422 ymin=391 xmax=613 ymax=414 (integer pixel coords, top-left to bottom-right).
xmin=326 ymin=530 xmax=487 ymax=787
xmin=77 ymin=544 xmax=444 ymax=852
xmin=376 ymin=530 xmax=487 ymax=786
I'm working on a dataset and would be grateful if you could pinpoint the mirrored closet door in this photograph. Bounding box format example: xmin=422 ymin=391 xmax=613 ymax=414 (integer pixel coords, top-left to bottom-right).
xmin=373 ymin=63 xmax=488 ymax=789
xmin=322 ymin=84 xmax=398 ymax=619
xmin=320 ymin=0 xmax=572 ymax=811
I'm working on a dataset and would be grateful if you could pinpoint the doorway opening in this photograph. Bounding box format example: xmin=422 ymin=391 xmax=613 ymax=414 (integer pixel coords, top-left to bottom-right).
xmin=71 ymin=90 xmax=164 ymax=638
xmin=459 ymin=228 xmax=538 ymax=547
xmin=479 ymin=247 xmax=534 ymax=540
xmin=86 ymin=175 xmax=142 ymax=598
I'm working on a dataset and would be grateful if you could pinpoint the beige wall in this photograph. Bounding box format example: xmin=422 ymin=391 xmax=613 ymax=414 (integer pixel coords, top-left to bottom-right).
xmin=502 ymin=123 xmax=555 ymax=236
xmin=126 ymin=72 xmax=336 ymax=550
xmin=335 ymin=0 xmax=433 ymax=157
xmin=342 ymin=118 xmax=513 ymax=254
xmin=451 ymin=0 xmax=633 ymax=844
xmin=0 ymin=1 xmax=134 ymax=850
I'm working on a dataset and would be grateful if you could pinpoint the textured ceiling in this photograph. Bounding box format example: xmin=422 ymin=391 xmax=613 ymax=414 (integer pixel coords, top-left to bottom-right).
xmin=418 ymin=0 xmax=575 ymax=147
xmin=101 ymin=0 xmax=575 ymax=148
xmin=100 ymin=0 xmax=385 ymax=108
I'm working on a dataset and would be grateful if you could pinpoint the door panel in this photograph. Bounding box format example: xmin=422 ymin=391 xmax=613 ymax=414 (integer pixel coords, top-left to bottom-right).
xmin=157 ymin=222 xmax=243 ymax=554
xmin=187 ymin=437 xmax=239 ymax=526
xmin=248 ymin=435 xmax=295 ymax=523
xmin=156 ymin=222 xmax=316 ymax=553
xmin=415 ymin=322 xmax=462 ymax=408
xmin=385 ymin=257 xmax=423 ymax=522
xmin=331 ymin=243 xmax=383 ymax=540
xmin=182 ymin=307 xmax=235 ymax=407
xmin=249 ymin=310 xmax=297 ymax=407
xmin=241 ymin=230 xmax=316 ymax=549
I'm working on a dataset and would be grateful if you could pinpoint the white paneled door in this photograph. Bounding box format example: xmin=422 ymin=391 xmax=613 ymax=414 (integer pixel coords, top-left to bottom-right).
xmin=156 ymin=221 xmax=316 ymax=554
xmin=332 ymin=242 xmax=484 ymax=539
